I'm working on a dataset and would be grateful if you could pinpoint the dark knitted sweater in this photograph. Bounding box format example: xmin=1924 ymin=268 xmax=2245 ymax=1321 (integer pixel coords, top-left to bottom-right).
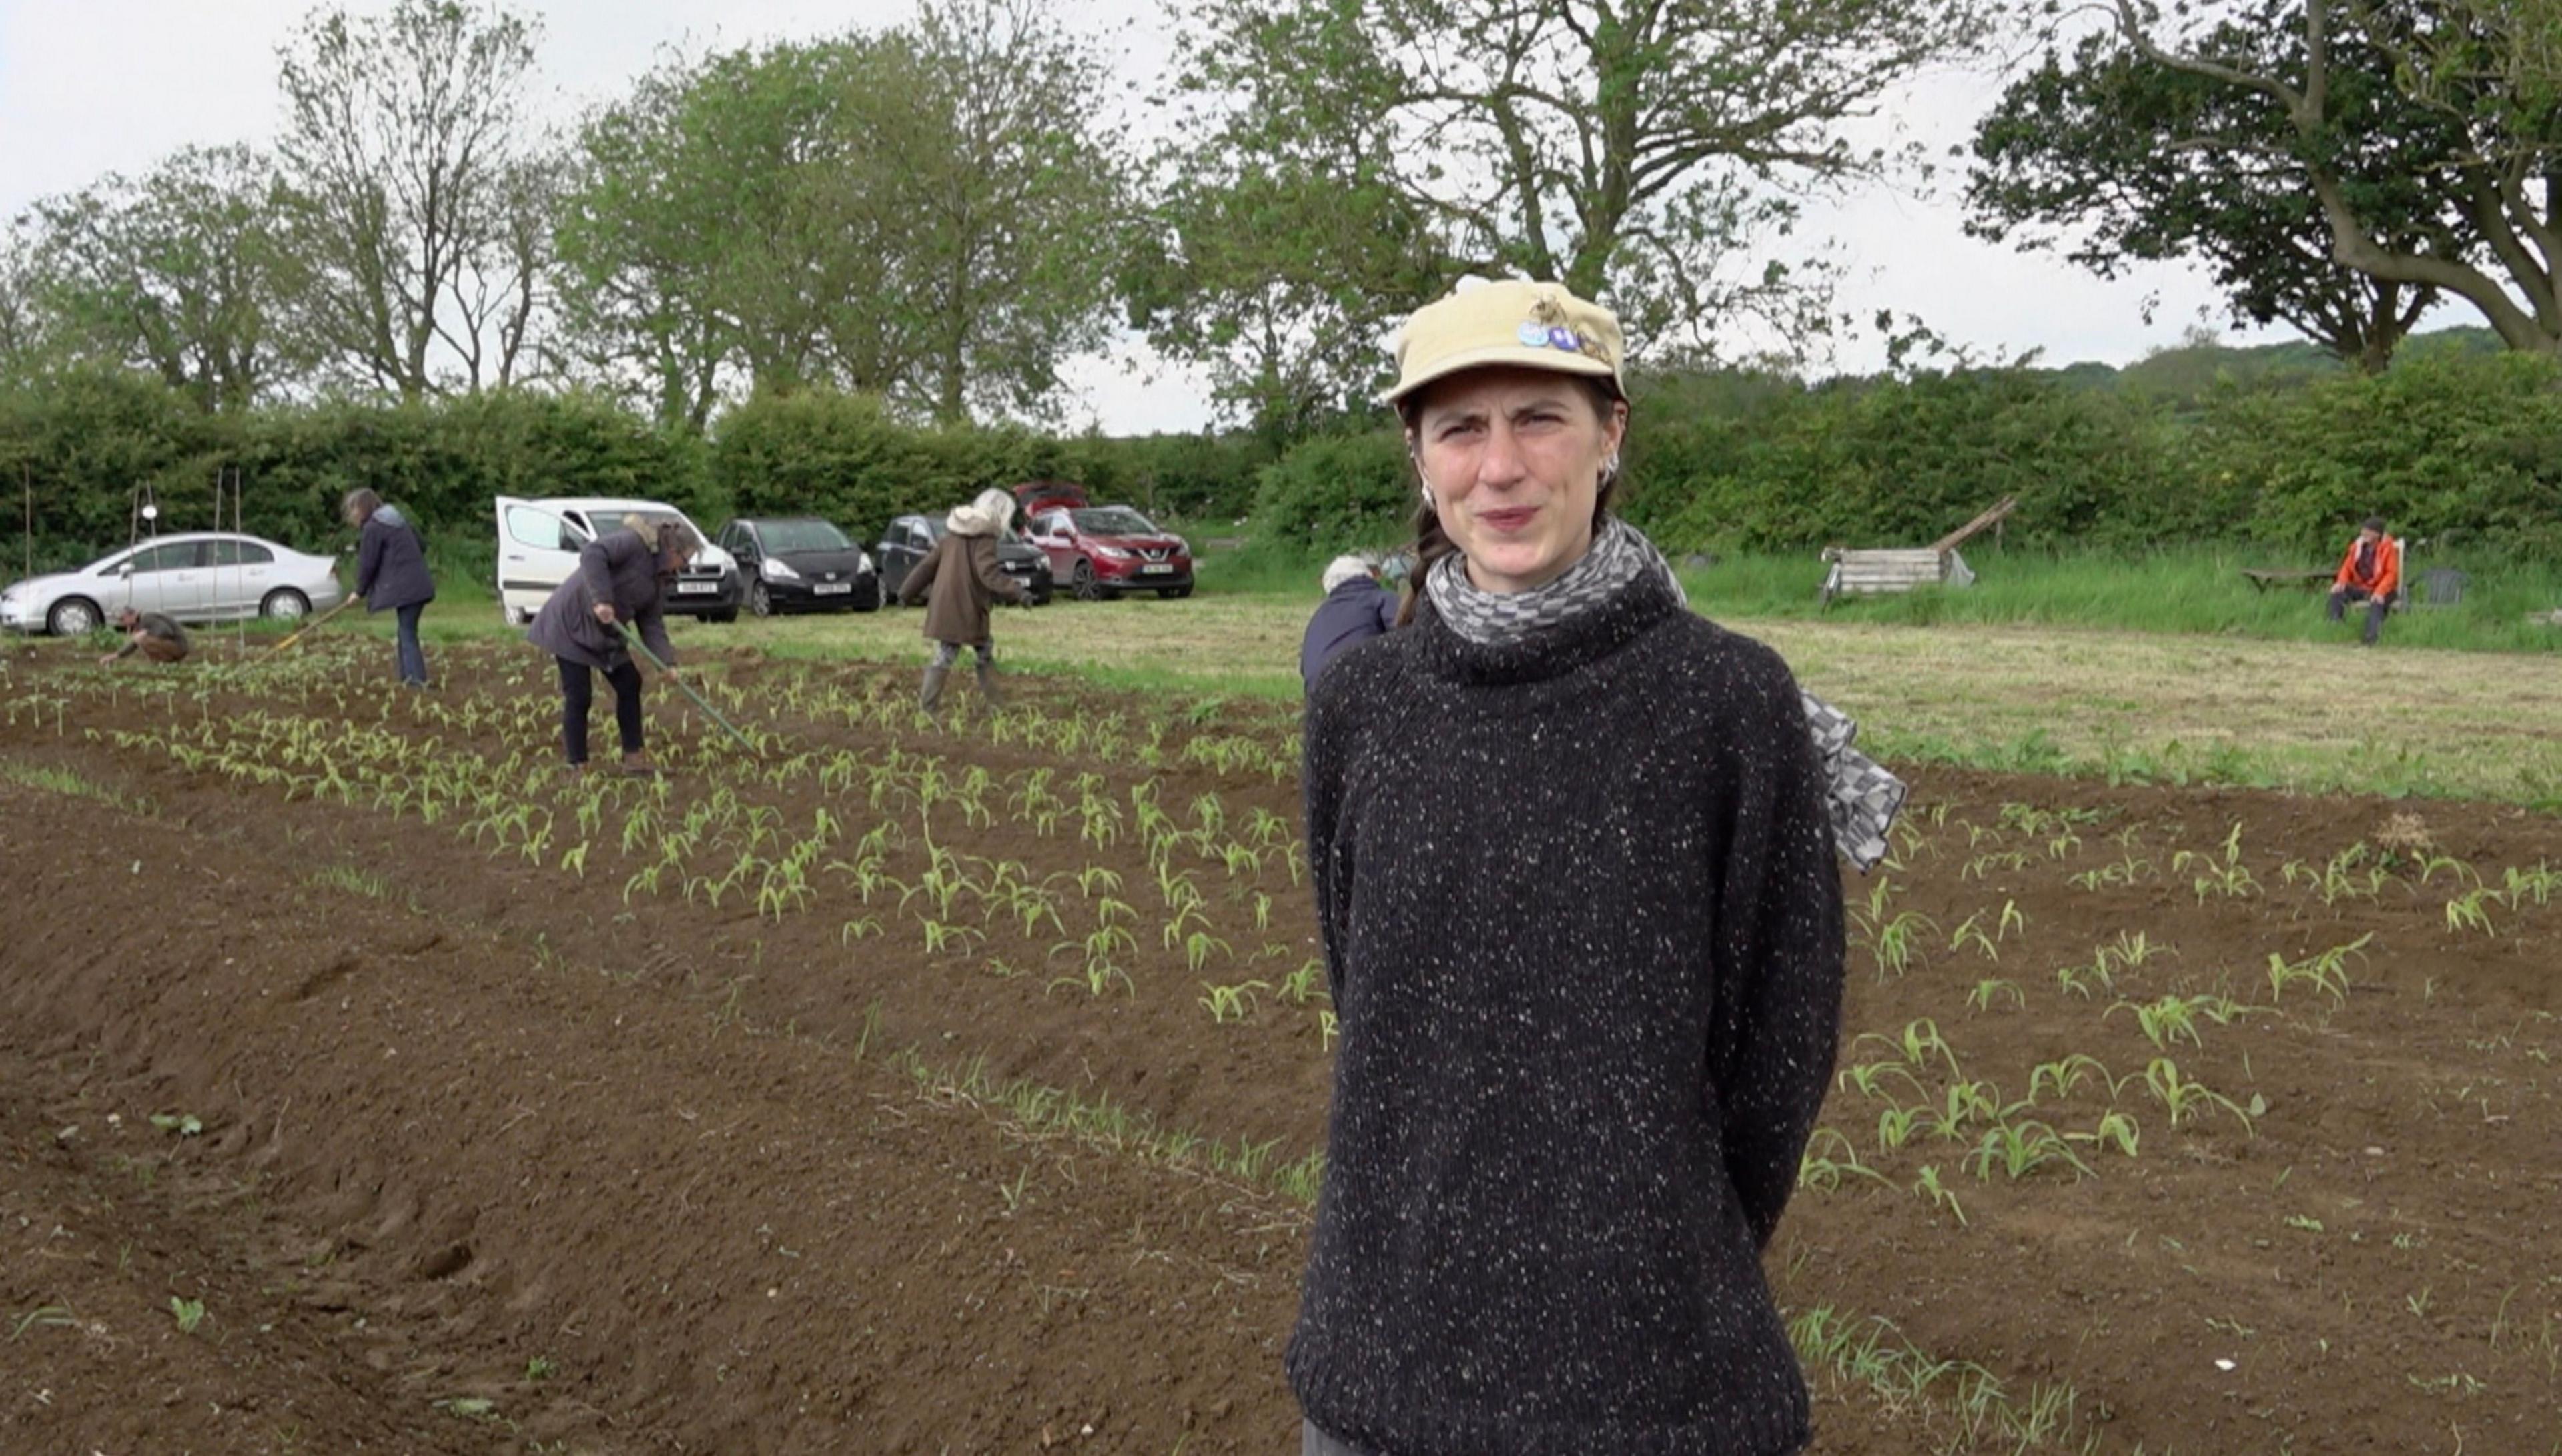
xmin=1289 ymin=571 xmax=1845 ymax=1456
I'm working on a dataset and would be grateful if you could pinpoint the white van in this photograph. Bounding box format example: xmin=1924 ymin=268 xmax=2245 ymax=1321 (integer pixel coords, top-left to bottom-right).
xmin=493 ymin=496 xmax=743 ymax=626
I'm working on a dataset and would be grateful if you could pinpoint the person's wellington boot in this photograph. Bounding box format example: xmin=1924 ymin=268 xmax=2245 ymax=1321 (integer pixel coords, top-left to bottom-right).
xmin=976 ymin=660 xmax=1006 ymax=712
xmin=919 ymin=664 xmax=950 ymax=724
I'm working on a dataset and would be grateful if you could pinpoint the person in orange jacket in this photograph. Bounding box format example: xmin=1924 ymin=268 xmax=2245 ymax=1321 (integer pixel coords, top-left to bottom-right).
xmin=2326 ymin=515 xmax=2401 ymax=646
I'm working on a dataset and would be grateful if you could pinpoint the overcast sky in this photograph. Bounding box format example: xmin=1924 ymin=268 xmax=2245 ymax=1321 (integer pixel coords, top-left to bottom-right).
xmin=0 ymin=1 xmax=2449 ymax=434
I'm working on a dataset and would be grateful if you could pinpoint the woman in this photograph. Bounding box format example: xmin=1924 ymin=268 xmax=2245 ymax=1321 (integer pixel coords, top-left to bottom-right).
xmin=898 ymin=487 xmax=1031 ymax=720
xmin=1291 ymin=280 xmax=1848 ymax=1456
xmin=344 ymin=488 xmax=436 ymax=686
xmin=526 ymin=519 xmax=686 ymax=776
xmin=1300 ymin=554 xmax=1399 ymax=694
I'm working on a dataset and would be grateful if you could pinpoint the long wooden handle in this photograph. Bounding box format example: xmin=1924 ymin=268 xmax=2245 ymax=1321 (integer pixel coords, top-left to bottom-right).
xmin=614 ymin=622 xmax=759 ymax=754
xmin=264 ymin=596 xmax=358 ymax=656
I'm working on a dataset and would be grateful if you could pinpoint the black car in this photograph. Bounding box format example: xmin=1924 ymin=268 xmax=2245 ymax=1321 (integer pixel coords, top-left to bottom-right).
xmin=715 ymin=516 xmax=883 ymax=616
xmin=875 ymin=514 xmax=1053 ymax=606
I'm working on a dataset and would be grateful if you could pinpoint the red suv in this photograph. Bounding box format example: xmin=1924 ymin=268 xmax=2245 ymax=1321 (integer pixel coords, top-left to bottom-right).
xmin=1023 ymin=501 xmax=1194 ymax=600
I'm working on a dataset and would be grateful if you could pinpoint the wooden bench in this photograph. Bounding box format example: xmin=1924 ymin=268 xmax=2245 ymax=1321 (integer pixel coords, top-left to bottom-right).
xmin=1819 ymin=547 xmax=1976 ymax=604
xmin=2242 ymin=568 xmax=2334 ymax=592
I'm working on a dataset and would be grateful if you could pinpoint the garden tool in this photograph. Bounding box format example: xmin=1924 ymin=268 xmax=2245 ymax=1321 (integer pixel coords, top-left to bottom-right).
xmin=613 ymin=620 xmax=760 ymax=754
xmin=263 ymin=596 xmax=358 ymax=658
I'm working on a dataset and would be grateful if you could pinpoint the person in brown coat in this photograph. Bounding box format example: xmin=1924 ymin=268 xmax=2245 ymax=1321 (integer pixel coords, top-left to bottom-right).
xmin=898 ymin=487 xmax=1033 ymax=720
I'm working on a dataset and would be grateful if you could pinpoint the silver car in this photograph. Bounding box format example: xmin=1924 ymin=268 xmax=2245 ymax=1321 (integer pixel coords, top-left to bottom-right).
xmin=0 ymin=532 xmax=348 ymax=637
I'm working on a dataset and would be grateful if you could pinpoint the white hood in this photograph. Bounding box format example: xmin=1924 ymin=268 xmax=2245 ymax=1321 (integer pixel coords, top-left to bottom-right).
xmin=945 ymin=488 xmax=1017 ymax=539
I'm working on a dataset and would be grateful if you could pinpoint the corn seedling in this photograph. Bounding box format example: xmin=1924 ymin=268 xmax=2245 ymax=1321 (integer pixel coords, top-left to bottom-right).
xmin=2142 ymin=1058 xmax=2254 ymax=1132
xmin=2445 ymin=886 xmax=2501 ymax=935
xmin=2265 ymin=934 xmax=2371 ymax=1006
xmin=1797 ymin=1128 xmax=1893 ymax=1191
xmin=1851 ymin=1017 xmax=1963 ymax=1080
xmin=2066 ymin=1110 xmax=2141 ymax=1159
xmin=1182 ymin=930 xmax=1234 ymax=974
xmin=1278 ymin=959 xmax=1328 ymax=1005
xmin=1199 ymin=979 xmax=1270 ymax=1023
xmin=1966 ymin=1119 xmax=2093 ymax=1181
xmin=1948 ymin=913 xmax=2001 ymax=962
xmin=1964 ymin=977 xmax=2024 ymax=1014
xmin=2026 ymin=1054 xmax=2114 ymax=1104
xmin=1911 ymin=1165 xmax=1968 ymax=1225
xmin=1837 ymin=1060 xmax=1927 ymax=1102
xmin=1877 ymin=1103 xmax=1935 ymax=1151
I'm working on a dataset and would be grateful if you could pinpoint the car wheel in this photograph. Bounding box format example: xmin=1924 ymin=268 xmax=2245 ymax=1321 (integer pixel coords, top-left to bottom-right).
xmin=704 ymin=608 xmax=739 ymax=624
xmin=1158 ymin=586 xmax=1192 ymax=600
xmin=1072 ymin=560 xmax=1107 ymax=601
xmin=47 ymin=598 xmax=102 ymax=636
xmin=260 ymin=588 xmax=311 ymax=621
xmin=749 ymin=580 xmax=773 ymax=618
xmin=853 ymin=580 xmax=881 ymax=612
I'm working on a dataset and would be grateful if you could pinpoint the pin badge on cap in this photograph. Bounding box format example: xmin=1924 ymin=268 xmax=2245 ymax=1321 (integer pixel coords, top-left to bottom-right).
xmin=1517 ymin=321 xmax=1549 ymax=347
xmin=1547 ymin=326 xmax=1579 ymax=351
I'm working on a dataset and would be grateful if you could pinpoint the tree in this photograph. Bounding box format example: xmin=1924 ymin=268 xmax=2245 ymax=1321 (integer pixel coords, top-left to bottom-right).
xmin=17 ymin=146 xmax=303 ymax=408
xmin=273 ymin=0 xmax=546 ymax=398
xmin=1127 ymin=155 xmax=1445 ymax=442
xmin=1158 ymin=0 xmax=1998 ymax=408
xmin=556 ymin=4 xmax=1127 ymax=427
xmin=865 ymin=0 xmax=1130 ymax=424
xmin=0 ymin=227 xmax=46 ymax=390
xmin=1968 ymin=12 xmax=2459 ymax=372
xmin=2106 ymin=0 xmax=2562 ymax=355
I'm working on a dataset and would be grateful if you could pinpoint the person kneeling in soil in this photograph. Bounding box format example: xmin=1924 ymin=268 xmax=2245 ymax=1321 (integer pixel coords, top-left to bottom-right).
xmin=2327 ymin=514 xmax=2401 ymax=647
xmin=99 ymin=608 xmax=189 ymax=666
xmin=898 ymin=487 xmax=1031 ymax=722
xmin=527 ymin=520 xmax=687 ymax=775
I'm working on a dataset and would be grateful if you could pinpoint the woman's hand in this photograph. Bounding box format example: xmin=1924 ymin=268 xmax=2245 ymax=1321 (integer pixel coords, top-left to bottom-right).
xmin=592 ymin=602 xmax=618 ymax=626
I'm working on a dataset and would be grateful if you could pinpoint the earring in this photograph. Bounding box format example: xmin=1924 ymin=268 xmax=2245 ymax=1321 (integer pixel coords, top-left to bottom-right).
xmin=1419 ymin=484 xmax=1436 ymax=510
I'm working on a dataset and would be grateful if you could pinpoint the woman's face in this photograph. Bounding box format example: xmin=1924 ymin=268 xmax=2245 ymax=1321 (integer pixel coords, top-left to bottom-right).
xmin=1410 ymin=366 xmax=1625 ymax=594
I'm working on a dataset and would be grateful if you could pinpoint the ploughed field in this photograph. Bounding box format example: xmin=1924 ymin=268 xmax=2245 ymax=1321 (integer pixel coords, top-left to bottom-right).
xmin=0 ymin=638 xmax=2555 ymax=1455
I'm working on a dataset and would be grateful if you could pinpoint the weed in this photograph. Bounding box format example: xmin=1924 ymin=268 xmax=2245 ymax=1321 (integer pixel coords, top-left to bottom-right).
xmin=169 ymin=1295 xmax=207 ymax=1334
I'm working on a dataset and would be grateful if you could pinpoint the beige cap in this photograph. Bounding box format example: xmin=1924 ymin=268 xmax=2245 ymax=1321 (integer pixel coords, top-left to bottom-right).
xmin=1385 ymin=279 xmax=1624 ymax=404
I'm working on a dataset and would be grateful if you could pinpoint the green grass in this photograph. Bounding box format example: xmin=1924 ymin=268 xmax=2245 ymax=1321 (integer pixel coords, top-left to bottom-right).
xmin=1671 ymin=543 xmax=2562 ymax=653
xmin=284 ymin=534 xmax=2562 ymax=805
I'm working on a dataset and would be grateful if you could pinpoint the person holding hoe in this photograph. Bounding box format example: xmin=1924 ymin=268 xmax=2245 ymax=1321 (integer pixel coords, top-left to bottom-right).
xmin=1291 ymin=279 xmax=1848 ymax=1456
xmin=343 ymin=488 xmax=436 ymax=686
xmin=898 ymin=486 xmax=1032 ymax=722
xmin=527 ymin=518 xmax=686 ymax=776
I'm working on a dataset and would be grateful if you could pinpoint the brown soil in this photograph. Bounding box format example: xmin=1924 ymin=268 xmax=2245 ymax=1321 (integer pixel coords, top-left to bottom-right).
xmin=2 ymin=636 xmax=2557 ymax=1454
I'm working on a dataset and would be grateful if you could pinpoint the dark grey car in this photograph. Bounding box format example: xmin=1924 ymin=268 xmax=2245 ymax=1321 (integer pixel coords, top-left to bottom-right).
xmin=873 ymin=514 xmax=1053 ymax=606
xmin=715 ymin=516 xmax=882 ymax=616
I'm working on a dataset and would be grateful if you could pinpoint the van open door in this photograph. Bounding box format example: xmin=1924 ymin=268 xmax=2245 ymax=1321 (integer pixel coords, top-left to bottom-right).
xmin=494 ymin=496 xmax=580 ymax=626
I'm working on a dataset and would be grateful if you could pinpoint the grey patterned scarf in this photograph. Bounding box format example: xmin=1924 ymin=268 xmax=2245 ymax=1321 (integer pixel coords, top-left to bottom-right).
xmin=1428 ymin=518 xmax=1907 ymax=870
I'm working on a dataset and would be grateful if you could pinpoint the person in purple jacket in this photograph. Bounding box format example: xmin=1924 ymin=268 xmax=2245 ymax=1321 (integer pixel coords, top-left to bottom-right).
xmin=343 ymin=488 xmax=436 ymax=686
xmin=526 ymin=520 xmax=687 ymax=776
xmin=1299 ymin=554 xmax=1400 ymax=695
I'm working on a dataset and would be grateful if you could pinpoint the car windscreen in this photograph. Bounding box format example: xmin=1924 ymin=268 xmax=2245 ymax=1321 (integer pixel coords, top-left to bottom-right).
xmin=920 ymin=519 xmax=1021 ymax=544
xmin=1071 ymin=507 xmax=1157 ymax=536
xmin=759 ymin=519 xmax=853 ymax=552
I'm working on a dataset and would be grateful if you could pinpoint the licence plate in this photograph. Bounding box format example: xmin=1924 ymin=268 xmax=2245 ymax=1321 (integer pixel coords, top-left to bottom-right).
xmin=1140 ymin=563 xmax=1174 ymax=575
xmin=677 ymin=580 xmax=719 ymax=594
xmin=813 ymin=582 xmax=851 ymax=595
